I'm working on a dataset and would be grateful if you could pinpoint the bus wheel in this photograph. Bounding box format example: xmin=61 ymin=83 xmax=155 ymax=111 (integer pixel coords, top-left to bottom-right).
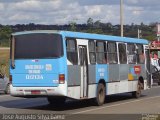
xmin=132 ymin=83 xmax=141 ymax=98
xmin=5 ymin=84 xmax=10 ymax=94
xmin=47 ymin=97 xmax=66 ymax=105
xmin=95 ymin=83 xmax=106 ymax=106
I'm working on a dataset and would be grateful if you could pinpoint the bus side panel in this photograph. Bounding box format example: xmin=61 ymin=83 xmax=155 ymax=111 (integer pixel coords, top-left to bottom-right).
xmin=108 ymin=64 xmax=119 ymax=82
xmin=88 ymin=65 xmax=96 ymax=98
xmin=67 ymin=64 xmax=109 ymax=99
xmin=67 ymin=65 xmax=81 ymax=86
xmin=137 ymin=64 xmax=146 ymax=80
xmin=119 ymin=64 xmax=129 ymax=81
xmin=128 ymin=64 xmax=146 ymax=80
xmin=107 ymin=64 xmax=146 ymax=95
xmin=88 ymin=65 xmax=96 ymax=84
xmin=67 ymin=62 xmax=97 ymax=99
xmin=118 ymin=64 xmax=129 ymax=93
xmin=134 ymin=64 xmax=147 ymax=90
xmin=67 ymin=65 xmax=81 ymax=99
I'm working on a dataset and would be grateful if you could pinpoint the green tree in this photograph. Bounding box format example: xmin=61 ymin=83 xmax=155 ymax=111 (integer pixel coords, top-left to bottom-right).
xmin=69 ymin=21 xmax=77 ymax=31
xmin=87 ymin=18 xmax=94 ymax=27
xmin=86 ymin=18 xmax=94 ymax=33
xmin=94 ymin=20 xmax=101 ymax=28
xmin=0 ymin=26 xmax=12 ymax=47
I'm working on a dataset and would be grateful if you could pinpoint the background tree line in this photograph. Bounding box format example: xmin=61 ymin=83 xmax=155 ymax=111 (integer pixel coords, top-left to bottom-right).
xmin=0 ymin=18 xmax=158 ymax=47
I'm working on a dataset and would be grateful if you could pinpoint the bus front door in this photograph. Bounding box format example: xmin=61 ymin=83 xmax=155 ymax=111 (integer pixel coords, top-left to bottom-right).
xmin=79 ymin=46 xmax=88 ymax=98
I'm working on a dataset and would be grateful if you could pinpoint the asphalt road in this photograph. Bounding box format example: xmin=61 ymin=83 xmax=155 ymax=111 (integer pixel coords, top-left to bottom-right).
xmin=0 ymin=86 xmax=160 ymax=120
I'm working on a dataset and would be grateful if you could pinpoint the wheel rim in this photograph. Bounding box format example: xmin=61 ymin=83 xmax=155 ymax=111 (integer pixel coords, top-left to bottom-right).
xmin=7 ymin=85 xmax=10 ymax=94
xmin=99 ymin=88 xmax=104 ymax=103
xmin=137 ymin=85 xmax=141 ymax=97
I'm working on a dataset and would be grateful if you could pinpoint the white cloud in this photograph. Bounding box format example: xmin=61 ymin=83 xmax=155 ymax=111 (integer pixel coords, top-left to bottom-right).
xmin=0 ymin=0 xmax=159 ymax=25
xmin=0 ymin=3 xmax=4 ymax=10
xmin=9 ymin=0 xmax=62 ymax=12
xmin=127 ymin=0 xmax=139 ymax=4
xmin=85 ymin=5 xmax=102 ymax=17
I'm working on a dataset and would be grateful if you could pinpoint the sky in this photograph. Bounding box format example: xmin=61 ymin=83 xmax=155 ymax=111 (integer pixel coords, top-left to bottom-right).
xmin=0 ymin=0 xmax=159 ymax=25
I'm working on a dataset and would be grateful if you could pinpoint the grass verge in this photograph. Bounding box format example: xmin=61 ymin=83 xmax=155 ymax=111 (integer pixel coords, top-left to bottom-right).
xmin=0 ymin=48 xmax=10 ymax=77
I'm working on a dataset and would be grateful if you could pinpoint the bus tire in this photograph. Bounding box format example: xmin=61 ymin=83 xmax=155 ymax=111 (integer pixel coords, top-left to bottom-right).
xmin=132 ymin=83 xmax=141 ymax=98
xmin=95 ymin=83 xmax=106 ymax=106
xmin=5 ymin=84 xmax=10 ymax=94
xmin=47 ymin=97 xmax=66 ymax=105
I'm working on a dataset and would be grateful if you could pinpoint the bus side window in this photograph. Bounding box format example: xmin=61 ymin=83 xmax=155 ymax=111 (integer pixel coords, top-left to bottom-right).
xmin=118 ymin=43 xmax=127 ymax=64
xmin=66 ymin=39 xmax=78 ymax=65
xmin=136 ymin=44 xmax=145 ymax=64
xmin=96 ymin=41 xmax=107 ymax=64
xmin=107 ymin=42 xmax=118 ymax=64
xmin=127 ymin=43 xmax=136 ymax=64
xmin=88 ymin=41 xmax=96 ymax=64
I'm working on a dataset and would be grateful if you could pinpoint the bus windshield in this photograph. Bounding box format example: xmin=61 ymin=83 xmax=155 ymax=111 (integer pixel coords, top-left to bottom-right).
xmin=13 ymin=33 xmax=63 ymax=59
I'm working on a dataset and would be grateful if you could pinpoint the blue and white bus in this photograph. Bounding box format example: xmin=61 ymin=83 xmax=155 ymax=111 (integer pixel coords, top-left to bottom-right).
xmin=10 ymin=30 xmax=150 ymax=106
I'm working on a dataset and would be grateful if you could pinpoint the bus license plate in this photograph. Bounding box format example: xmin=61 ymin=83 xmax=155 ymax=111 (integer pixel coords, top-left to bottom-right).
xmin=31 ymin=90 xmax=41 ymax=95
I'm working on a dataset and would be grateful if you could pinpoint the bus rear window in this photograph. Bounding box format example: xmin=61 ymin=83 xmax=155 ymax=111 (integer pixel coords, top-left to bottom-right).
xmin=14 ymin=33 xmax=63 ymax=59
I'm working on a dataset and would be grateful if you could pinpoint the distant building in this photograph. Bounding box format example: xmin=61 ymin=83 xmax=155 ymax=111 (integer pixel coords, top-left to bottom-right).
xmin=156 ymin=23 xmax=160 ymax=58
